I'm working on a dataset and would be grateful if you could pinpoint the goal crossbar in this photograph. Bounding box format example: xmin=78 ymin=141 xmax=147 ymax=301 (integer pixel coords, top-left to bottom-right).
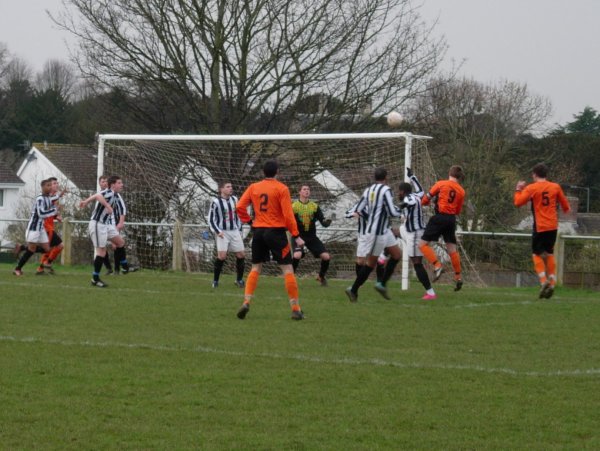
xmin=98 ymin=132 xmax=433 ymax=142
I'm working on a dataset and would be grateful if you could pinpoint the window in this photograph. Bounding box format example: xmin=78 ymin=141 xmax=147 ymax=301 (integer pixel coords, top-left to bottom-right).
xmin=0 ymin=189 xmax=4 ymax=207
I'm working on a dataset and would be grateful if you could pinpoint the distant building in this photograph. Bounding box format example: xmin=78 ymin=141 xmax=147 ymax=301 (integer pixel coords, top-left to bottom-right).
xmin=0 ymin=160 xmax=25 ymax=246
xmin=16 ymin=143 xmax=98 ymax=200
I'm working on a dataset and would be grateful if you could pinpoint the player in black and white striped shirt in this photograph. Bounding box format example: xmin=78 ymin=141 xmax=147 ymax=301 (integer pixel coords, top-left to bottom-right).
xmin=345 ymin=204 xmax=370 ymax=277
xmin=111 ymin=190 xmax=138 ymax=275
xmin=398 ymin=168 xmax=436 ymax=300
xmin=79 ymin=175 xmax=135 ymax=287
xmin=96 ymin=175 xmax=114 ymax=274
xmin=208 ymin=181 xmax=246 ymax=288
xmin=345 ymin=168 xmax=403 ymax=302
xmin=13 ymin=179 xmax=58 ymax=276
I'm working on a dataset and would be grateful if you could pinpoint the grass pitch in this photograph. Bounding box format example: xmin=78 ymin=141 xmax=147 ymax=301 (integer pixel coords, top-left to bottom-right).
xmin=1 ymin=263 xmax=599 ymax=449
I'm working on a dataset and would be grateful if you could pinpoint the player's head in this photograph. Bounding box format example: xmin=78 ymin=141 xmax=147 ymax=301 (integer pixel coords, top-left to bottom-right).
xmin=532 ymin=163 xmax=548 ymax=180
xmin=263 ymin=160 xmax=279 ymax=178
xmin=108 ymin=175 xmax=123 ymax=192
xmin=398 ymin=182 xmax=412 ymax=197
xmin=98 ymin=175 xmax=108 ymax=190
xmin=47 ymin=176 xmax=59 ymax=193
xmin=299 ymin=185 xmax=310 ymax=199
xmin=219 ymin=181 xmax=233 ymax=197
xmin=374 ymin=167 xmax=387 ymax=182
xmin=449 ymin=165 xmax=464 ymax=181
xmin=40 ymin=179 xmax=52 ymax=194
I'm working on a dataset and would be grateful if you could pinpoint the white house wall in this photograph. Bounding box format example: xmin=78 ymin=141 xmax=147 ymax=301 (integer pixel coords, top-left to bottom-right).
xmin=0 ymin=185 xmax=25 ymax=244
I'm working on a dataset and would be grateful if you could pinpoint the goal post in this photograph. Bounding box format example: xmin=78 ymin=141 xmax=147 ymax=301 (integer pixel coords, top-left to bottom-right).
xmin=97 ymin=132 xmax=432 ymax=287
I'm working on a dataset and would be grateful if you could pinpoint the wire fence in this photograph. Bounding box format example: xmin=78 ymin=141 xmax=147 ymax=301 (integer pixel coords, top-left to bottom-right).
xmin=2 ymin=218 xmax=599 ymax=289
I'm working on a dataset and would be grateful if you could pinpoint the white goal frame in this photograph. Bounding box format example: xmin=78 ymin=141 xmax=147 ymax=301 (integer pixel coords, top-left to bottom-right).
xmin=98 ymin=132 xmax=432 ymax=290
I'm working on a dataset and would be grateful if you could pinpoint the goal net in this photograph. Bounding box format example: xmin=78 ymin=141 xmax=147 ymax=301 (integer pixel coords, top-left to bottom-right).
xmin=98 ymin=133 xmax=483 ymax=288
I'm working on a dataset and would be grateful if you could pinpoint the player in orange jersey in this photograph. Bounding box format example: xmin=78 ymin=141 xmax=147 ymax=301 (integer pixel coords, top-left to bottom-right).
xmin=235 ymin=160 xmax=305 ymax=320
xmin=419 ymin=165 xmax=466 ymax=292
xmin=514 ymin=163 xmax=570 ymax=299
xmin=38 ymin=177 xmax=66 ymax=275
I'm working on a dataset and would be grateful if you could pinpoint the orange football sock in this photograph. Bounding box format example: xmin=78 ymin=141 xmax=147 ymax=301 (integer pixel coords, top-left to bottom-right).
xmin=284 ymin=273 xmax=301 ymax=311
xmin=244 ymin=269 xmax=260 ymax=302
xmin=532 ymin=254 xmax=547 ymax=284
xmin=449 ymin=251 xmax=461 ymax=280
xmin=47 ymin=246 xmax=62 ymax=263
xmin=419 ymin=243 xmax=440 ymax=267
xmin=545 ymin=254 xmax=556 ymax=285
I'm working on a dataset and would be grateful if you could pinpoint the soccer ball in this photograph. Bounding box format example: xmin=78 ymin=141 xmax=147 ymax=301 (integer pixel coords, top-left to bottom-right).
xmin=386 ymin=111 xmax=403 ymax=127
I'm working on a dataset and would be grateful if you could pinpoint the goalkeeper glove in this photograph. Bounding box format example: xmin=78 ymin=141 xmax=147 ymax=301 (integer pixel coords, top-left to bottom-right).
xmin=406 ymin=167 xmax=413 ymax=178
xmin=322 ymin=219 xmax=332 ymax=227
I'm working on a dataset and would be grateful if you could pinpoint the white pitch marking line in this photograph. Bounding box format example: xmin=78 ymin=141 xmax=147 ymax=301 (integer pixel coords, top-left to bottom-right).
xmin=1 ymin=280 xmax=596 ymax=308
xmin=1 ymin=335 xmax=599 ymax=378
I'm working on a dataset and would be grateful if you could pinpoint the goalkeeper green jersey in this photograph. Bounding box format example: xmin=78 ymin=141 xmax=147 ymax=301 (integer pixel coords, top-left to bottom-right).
xmin=292 ymin=200 xmax=328 ymax=237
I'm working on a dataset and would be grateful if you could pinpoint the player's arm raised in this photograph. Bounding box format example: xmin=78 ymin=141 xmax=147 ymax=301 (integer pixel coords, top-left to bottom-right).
xmin=37 ymin=198 xmax=58 ymax=218
xmin=79 ymin=192 xmax=113 ymax=214
xmin=422 ymin=181 xmax=441 ymax=206
xmin=408 ymin=170 xmax=425 ymax=199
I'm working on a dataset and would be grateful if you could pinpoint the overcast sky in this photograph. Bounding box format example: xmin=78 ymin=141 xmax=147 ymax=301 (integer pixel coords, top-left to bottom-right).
xmin=1 ymin=0 xmax=598 ymax=131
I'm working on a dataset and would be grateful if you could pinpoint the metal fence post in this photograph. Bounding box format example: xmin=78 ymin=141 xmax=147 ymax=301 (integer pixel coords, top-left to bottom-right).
xmin=62 ymin=218 xmax=72 ymax=266
xmin=556 ymin=232 xmax=565 ymax=285
xmin=172 ymin=220 xmax=183 ymax=271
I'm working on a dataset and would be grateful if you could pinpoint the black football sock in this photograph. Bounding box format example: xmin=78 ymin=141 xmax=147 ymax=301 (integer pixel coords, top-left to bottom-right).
xmin=351 ymin=265 xmax=373 ymax=294
xmin=213 ymin=258 xmax=225 ymax=282
xmin=93 ymin=255 xmax=104 ymax=280
xmin=413 ymin=263 xmax=432 ymax=290
xmin=113 ymin=250 xmax=120 ymax=271
xmin=355 ymin=263 xmax=364 ymax=277
xmin=319 ymin=259 xmax=330 ymax=278
xmin=381 ymin=257 xmax=400 ymax=285
xmin=103 ymin=254 xmax=113 ymax=270
xmin=292 ymin=258 xmax=300 ymax=273
xmin=16 ymin=250 xmax=34 ymax=270
xmin=375 ymin=263 xmax=385 ymax=282
xmin=235 ymin=257 xmax=245 ymax=281
xmin=114 ymin=247 xmax=129 ymax=270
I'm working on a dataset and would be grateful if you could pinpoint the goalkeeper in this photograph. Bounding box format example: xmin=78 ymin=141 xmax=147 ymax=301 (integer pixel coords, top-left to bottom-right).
xmin=291 ymin=185 xmax=332 ymax=286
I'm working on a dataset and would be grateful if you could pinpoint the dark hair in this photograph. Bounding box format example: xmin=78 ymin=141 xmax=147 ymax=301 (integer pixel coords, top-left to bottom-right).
xmin=398 ymin=182 xmax=412 ymax=195
xmin=449 ymin=165 xmax=464 ymax=180
xmin=374 ymin=167 xmax=387 ymax=182
xmin=47 ymin=177 xmax=57 ymax=182
xmin=98 ymin=175 xmax=107 ymax=182
xmin=263 ymin=160 xmax=279 ymax=178
xmin=40 ymin=179 xmax=48 ymax=188
xmin=219 ymin=181 xmax=231 ymax=189
xmin=107 ymin=175 xmax=121 ymax=187
xmin=532 ymin=163 xmax=548 ymax=178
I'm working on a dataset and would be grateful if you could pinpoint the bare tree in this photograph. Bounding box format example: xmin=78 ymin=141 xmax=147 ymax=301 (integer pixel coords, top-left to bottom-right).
xmin=35 ymin=59 xmax=78 ymax=100
xmin=0 ymin=43 xmax=9 ymax=81
xmin=1 ymin=57 xmax=33 ymax=88
xmin=52 ymin=0 xmax=447 ymax=133
xmin=412 ymin=77 xmax=553 ymax=230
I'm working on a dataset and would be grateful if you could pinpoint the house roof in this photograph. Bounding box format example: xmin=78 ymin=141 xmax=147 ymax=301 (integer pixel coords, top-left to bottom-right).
xmin=0 ymin=160 xmax=24 ymax=185
xmin=32 ymin=143 xmax=97 ymax=191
